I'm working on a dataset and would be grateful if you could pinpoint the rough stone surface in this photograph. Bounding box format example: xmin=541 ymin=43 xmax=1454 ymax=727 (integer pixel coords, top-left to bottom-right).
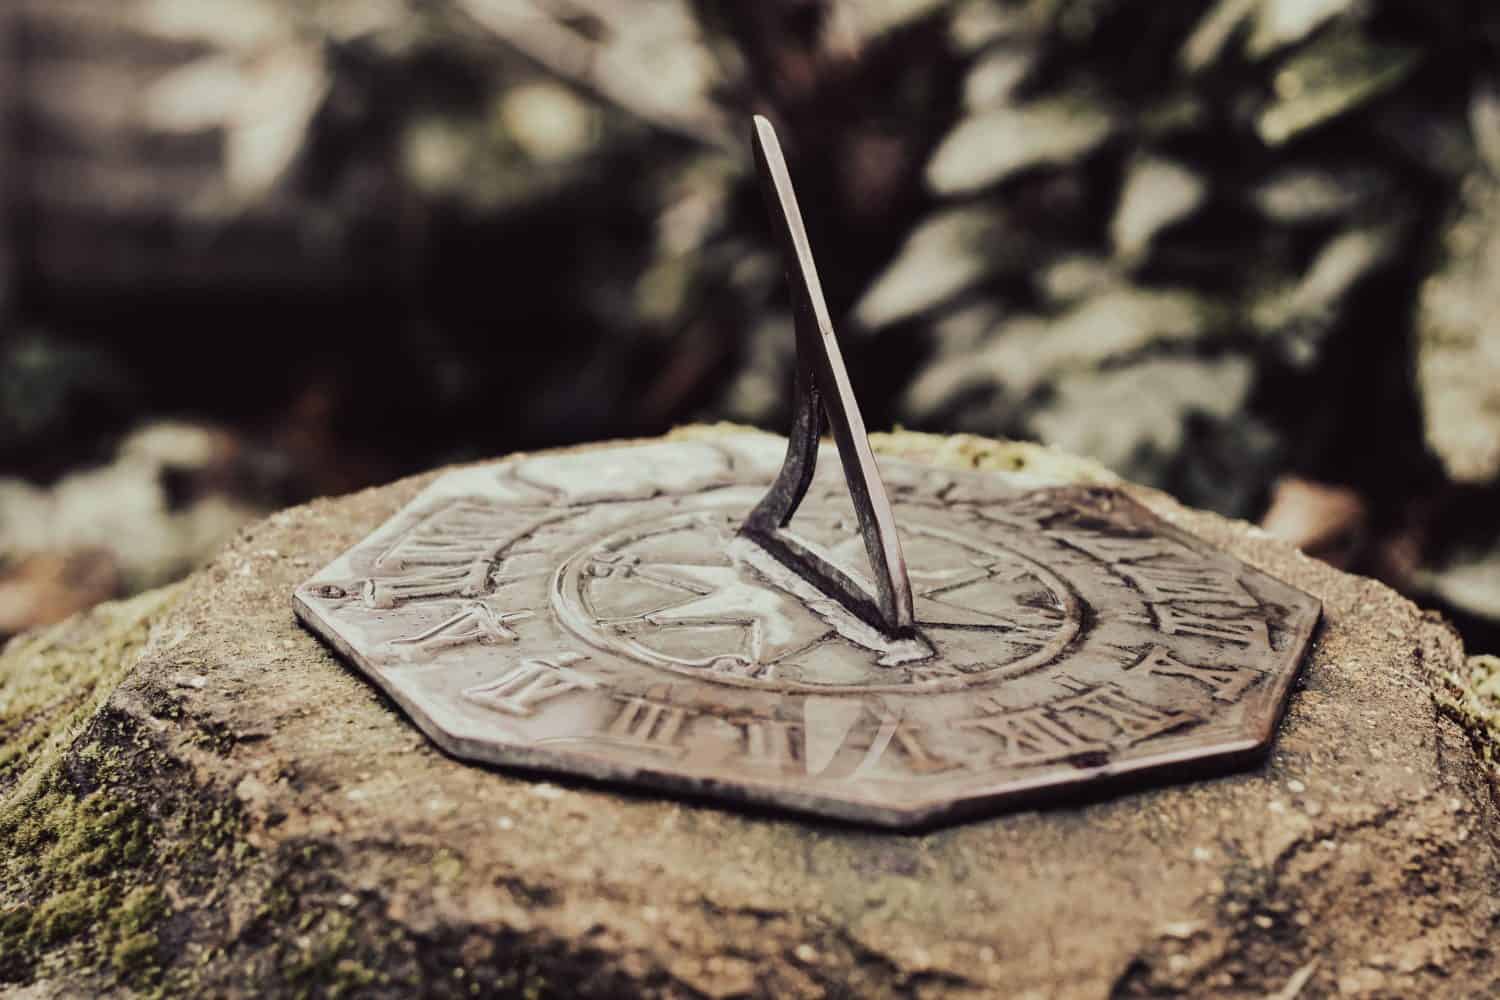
xmin=3 ymin=427 xmax=1499 ymax=998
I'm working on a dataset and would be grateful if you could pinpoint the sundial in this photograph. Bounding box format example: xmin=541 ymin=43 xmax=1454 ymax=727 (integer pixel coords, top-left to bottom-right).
xmin=293 ymin=118 xmax=1320 ymax=827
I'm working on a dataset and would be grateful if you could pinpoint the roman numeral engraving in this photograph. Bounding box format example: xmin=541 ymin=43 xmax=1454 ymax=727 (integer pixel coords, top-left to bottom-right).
xmin=734 ymin=716 xmax=800 ymax=770
xmin=463 ymin=653 xmax=596 ymax=717
xmin=364 ymin=566 xmax=478 ymax=609
xmin=956 ymin=696 xmax=1110 ymax=766
xmin=1156 ymin=605 xmax=1270 ymax=648
xmin=387 ymin=601 xmax=532 ymax=654
xmin=1114 ymin=563 xmax=1255 ymax=607
xmin=872 ymin=715 xmax=959 ymax=776
xmin=958 ymin=683 xmax=1195 ymax=765
xmin=363 ymin=501 xmax=564 ymax=608
xmin=1052 ymin=528 xmax=1257 ymax=608
xmin=604 ymin=693 xmax=690 ymax=756
xmin=1052 ymin=683 xmax=1194 ymax=742
xmin=1129 ymin=645 xmax=1263 ymax=703
xmin=794 ymin=700 xmax=960 ymax=779
xmin=384 ymin=534 xmax=485 ymax=567
xmin=1050 ymin=529 xmax=1196 ymax=566
xmin=375 ymin=500 xmax=503 ymax=570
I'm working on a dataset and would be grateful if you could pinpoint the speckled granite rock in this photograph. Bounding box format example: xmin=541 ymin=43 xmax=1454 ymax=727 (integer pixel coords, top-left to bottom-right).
xmin=3 ymin=428 xmax=1498 ymax=998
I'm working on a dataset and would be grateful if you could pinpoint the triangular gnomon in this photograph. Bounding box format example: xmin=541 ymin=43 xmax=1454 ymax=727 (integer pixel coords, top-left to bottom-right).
xmin=738 ymin=117 xmax=915 ymax=637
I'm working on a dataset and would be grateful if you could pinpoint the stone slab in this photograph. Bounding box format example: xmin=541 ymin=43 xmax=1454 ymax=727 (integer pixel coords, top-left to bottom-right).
xmin=2 ymin=428 xmax=1497 ymax=998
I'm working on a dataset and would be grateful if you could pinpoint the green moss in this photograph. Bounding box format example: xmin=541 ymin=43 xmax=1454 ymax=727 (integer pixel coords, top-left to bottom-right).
xmin=111 ymin=930 xmax=161 ymax=975
xmin=30 ymin=887 xmax=106 ymax=945
xmin=46 ymin=794 xmax=150 ymax=877
xmin=0 ymin=584 xmax=256 ymax=990
xmin=432 ymin=847 xmax=464 ymax=884
xmin=116 ymin=885 xmax=167 ymax=937
xmin=0 ymin=779 xmax=170 ymax=983
xmin=332 ymin=958 xmax=380 ymax=992
xmin=0 ymin=586 xmax=181 ymax=793
xmin=278 ymin=909 xmax=386 ymax=998
xmin=256 ymin=883 xmax=298 ymax=926
xmin=1438 ymin=654 xmax=1500 ymax=770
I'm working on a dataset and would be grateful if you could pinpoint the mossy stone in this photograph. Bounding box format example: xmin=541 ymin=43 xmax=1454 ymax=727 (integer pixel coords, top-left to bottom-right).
xmin=2 ymin=427 xmax=1498 ymax=998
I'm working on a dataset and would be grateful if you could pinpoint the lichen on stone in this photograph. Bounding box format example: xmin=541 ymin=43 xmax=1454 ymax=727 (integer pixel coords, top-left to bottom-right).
xmin=1437 ymin=654 xmax=1500 ymax=769
xmin=0 ymin=586 xmax=182 ymax=796
xmin=1 ymin=774 xmax=159 ymax=984
xmin=0 ymin=584 xmax=251 ymax=990
xmin=3 ymin=427 xmax=1500 ymax=998
xmin=670 ymin=422 xmax=1118 ymax=490
xmin=869 ymin=429 xmax=1118 ymax=488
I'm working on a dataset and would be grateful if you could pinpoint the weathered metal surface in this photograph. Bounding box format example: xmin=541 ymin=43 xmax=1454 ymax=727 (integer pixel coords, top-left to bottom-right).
xmin=294 ymin=116 xmax=1319 ymax=826
xmin=741 ymin=116 xmax=915 ymax=636
xmin=293 ymin=434 xmax=1321 ymax=827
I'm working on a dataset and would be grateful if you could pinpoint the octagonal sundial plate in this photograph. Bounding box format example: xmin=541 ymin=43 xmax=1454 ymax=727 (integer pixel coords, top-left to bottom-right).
xmin=293 ymin=436 xmax=1320 ymax=828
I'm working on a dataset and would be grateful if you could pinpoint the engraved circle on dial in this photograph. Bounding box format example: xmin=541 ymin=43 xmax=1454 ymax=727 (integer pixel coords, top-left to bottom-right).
xmin=550 ymin=496 xmax=1082 ymax=693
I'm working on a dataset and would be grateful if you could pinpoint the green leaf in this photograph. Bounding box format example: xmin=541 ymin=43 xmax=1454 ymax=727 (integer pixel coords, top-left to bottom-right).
xmin=902 ymin=285 xmax=1222 ymax=419
xmin=926 ymin=98 xmax=1114 ymax=194
xmin=1258 ymin=32 xmax=1419 ymax=146
xmin=855 ymin=208 xmax=1012 ymax=329
xmin=846 ymin=0 xmax=950 ymax=38
xmin=1417 ymin=174 xmax=1500 ymax=484
xmin=1251 ymin=225 xmax=1398 ymax=338
xmin=963 ymin=48 xmax=1035 ymax=111
xmin=1417 ymin=552 xmax=1500 ymax=622
xmin=139 ymin=0 xmax=284 ymax=48
xmin=225 ymin=44 xmax=328 ymax=202
xmin=1246 ymin=0 xmax=1358 ymax=60
xmin=141 ymin=56 xmax=246 ymax=134
xmin=1249 ymin=167 xmax=1382 ymax=222
xmin=1179 ymin=0 xmax=1258 ymax=74
xmin=1111 ymin=155 xmax=1206 ymax=263
xmin=1028 ymin=355 xmax=1255 ymax=477
xmin=950 ymin=1 xmax=1045 ymax=52
xmin=1471 ymin=84 xmax=1500 ymax=177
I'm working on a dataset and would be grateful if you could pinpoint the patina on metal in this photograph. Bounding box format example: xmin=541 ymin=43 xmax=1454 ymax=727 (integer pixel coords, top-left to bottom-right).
xmin=740 ymin=116 xmax=914 ymax=637
xmin=293 ymin=117 xmax=1321 ymax=828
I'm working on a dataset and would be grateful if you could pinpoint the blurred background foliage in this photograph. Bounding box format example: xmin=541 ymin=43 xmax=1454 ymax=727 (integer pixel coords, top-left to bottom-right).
xmin=1 ymin=0 xmax=1498 ymax=647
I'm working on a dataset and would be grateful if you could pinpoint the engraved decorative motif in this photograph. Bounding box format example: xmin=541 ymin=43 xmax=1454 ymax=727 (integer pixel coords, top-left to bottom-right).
xmin=553 ymin=502 xmax=1078 ymax=692
xmin=293 ymin=116 xmax=1318 ymax=826
xmin=293 ymin=436 xmax=1321 ymax=828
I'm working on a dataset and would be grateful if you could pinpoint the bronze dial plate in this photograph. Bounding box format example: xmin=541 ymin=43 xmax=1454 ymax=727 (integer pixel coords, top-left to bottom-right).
xmin=293 ymin=436 xmax=1320 ymax=828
